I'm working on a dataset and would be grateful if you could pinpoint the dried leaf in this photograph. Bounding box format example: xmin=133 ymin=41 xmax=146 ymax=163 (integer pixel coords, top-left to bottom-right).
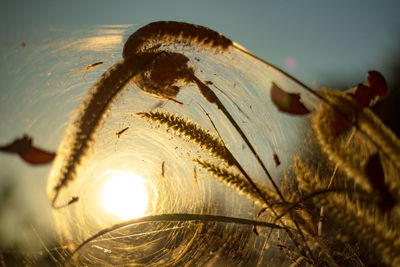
xmin=0 ymin=135 xmax=56 ymax=165
xmin=365 ymin=153 xmax=386 ymax=192
xmin=20 ymin=147 xmax=56 ymax=165
xmin=348 ymin=71 xmax=388 ymax=107
xmin=350 ymin=84 xmax=376 ymax=107
xmin=270 ymin=82 xmax=310 ymax=115
xmin=365 ymin=153 xmax=395 ymax=212
xmin=273 ymin=154 xmax=281 ymax=167
xmin=367 ymin=70 xmax=388 ymax=98
xmin=252 ymin=224 xmax=260 ymax=236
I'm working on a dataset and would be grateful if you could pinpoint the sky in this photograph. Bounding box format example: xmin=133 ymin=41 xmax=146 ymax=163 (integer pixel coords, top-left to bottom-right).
xmin=1 ymin=0 xmax=400 ymax=85
xmin=0 ymin=0 xmax=399 ymax=253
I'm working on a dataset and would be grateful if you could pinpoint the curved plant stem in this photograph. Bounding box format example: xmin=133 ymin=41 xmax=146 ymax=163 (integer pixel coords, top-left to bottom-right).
xmin=192 ymin=74 xmax=317 ymax=262
xmin=50 ymin=55 xmax=154 ymax=207
xmin=192 ymin=75 xmax=285 ymax=203
xmin=66 ymin=213 xmax=284 ymax=263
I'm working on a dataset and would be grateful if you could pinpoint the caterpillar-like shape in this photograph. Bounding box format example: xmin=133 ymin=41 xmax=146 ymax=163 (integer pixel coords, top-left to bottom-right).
xmin=122 ymin=21 xmax=233 ymax=56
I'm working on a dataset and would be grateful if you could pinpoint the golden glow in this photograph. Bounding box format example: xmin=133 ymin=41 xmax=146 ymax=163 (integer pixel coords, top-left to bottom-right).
xmin=100 ymin=170 xmax=148 ymax=220
xmin=74 ymin=35 xmax=123 ymax=52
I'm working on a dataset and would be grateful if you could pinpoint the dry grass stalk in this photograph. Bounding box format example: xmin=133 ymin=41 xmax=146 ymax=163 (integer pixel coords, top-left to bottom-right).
xmin=137 ymin=110 xmax=287 ymax=214
xmin=312 ymin=96 xmax=373 ymax=193
xmin=195 ymin=159 xmax=318 ymax=238
xmin=137 ymin=110 xmax=235 ymax=165
xmin=321 ymin=89 xmax=400 ymax=201
xmin=296 ymin=88 xmax=400 ymax=265
xmin=295 ymin=157 xmax=400 ymax=266
xmin=323 ymin=89 xmax=400 ymax=170
xmin=194 ymin=159 xmax=280 ymax=207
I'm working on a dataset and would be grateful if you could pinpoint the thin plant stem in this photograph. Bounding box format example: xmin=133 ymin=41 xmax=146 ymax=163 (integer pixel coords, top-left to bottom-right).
xmin=66 ymin=213 xmax=284 ymax=263
xmin=191 ymin=75 xmax=285 ymax=203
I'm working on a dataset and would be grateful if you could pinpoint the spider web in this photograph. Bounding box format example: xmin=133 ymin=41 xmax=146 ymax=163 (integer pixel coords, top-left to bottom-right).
xmin=0 ymin=24 xmax=137 ymax=261
xmin=11 ymin=22 xmax=395 ymax=266
xmin=39 ymin=22 xmax=321 ymax=266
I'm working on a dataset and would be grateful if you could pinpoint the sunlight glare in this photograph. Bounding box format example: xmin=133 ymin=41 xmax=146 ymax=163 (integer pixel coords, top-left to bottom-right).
xmin=100 ymin=170 xmax=148 ymax=220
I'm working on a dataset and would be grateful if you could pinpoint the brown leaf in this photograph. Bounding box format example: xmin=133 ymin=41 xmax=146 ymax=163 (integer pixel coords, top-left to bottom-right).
xmin=367 ymin=70 xmax=388 ymax=98
xmin=270 ymin=82 xmax=310 ymax=115
xmin=0 ymin=135 xmax=56 ymax=165
xmin=365 ymin=153 xmax=395 ymax=212
xmin=348 ymin=71 xmax=388 ymax=107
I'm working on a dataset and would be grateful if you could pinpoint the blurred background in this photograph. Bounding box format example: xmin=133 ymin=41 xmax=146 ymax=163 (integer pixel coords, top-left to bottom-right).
xmin=0 ymin=0 xmax=399 ymax=265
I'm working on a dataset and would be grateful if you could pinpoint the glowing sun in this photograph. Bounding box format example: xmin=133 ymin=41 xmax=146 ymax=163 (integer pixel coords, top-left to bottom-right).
xmin=100 ymin=170 xmax=148 ymax=220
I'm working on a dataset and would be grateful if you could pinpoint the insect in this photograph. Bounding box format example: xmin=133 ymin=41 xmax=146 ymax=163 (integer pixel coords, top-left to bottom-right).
xmin=64 ymin=56 xmax=112 ymax=83
xmin=273 ymin=154 xmax=281 ymax=167
xmin=116 ymin=126 xmax=129 ymax=138
xmin=53 ymin=196 xmax=79 ymax=209
xmin=190 ymin=166 xmax=201 ymax=204
xmin=161 ymin=161 xmax=165 ymax=177
xmin=193 ymin=166 xmax=198 ymax=184
xmin=112 ymin=126 xmax=129 ymax=149
xmin=134 ymin=53 xmax=188 ymax=109
xmin=100 ymin=125 xmax=130 ymax=151
xmin=0 ymin=134 xmax=55 ymax=165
